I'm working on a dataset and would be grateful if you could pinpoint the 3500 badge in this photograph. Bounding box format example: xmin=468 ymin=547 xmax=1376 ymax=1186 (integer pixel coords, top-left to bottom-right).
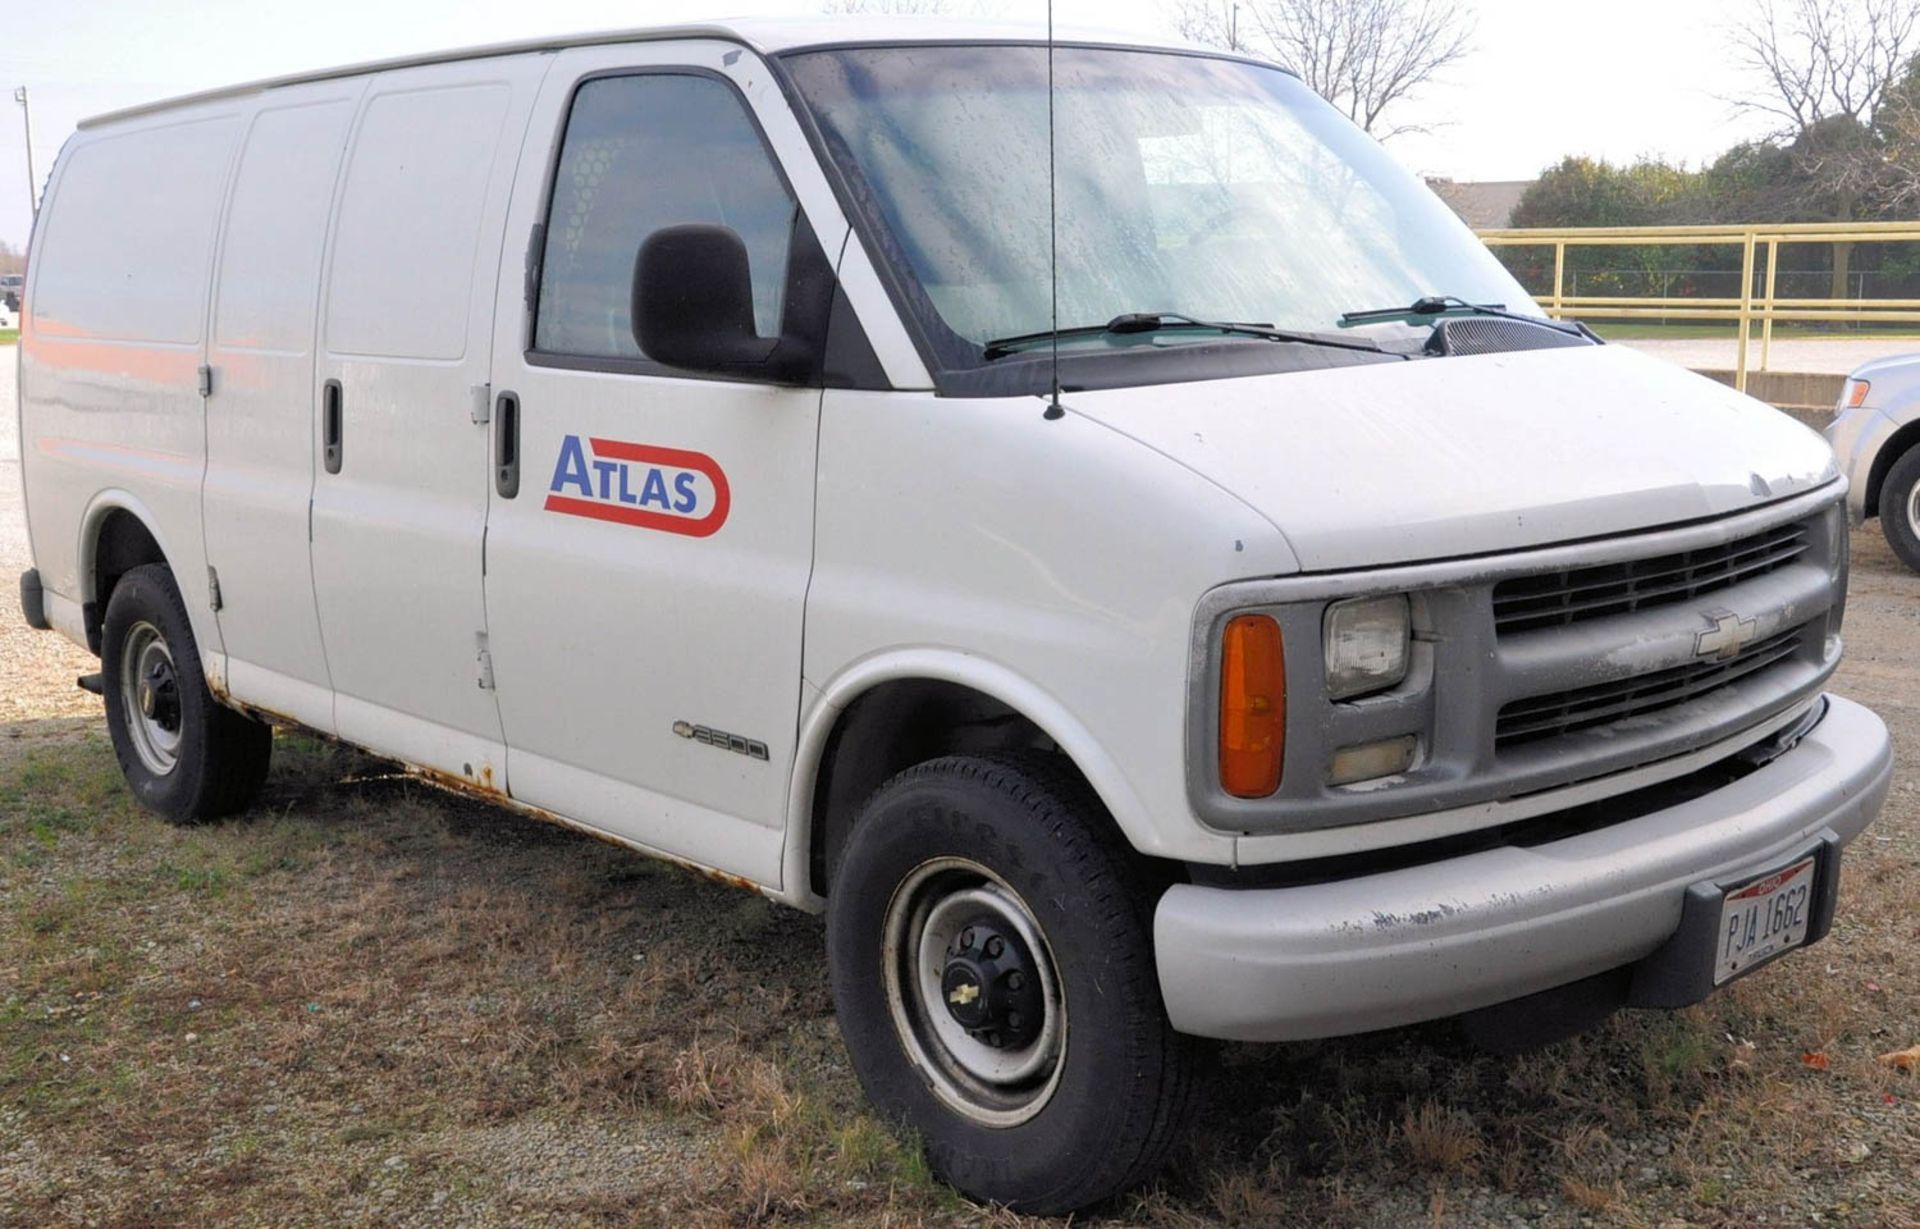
xmin=544 ymin=435 xmax=730 ymax=537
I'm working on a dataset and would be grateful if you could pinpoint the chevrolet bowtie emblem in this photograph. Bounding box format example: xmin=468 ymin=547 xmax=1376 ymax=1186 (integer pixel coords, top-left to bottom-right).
xmin=1695 ymin=611 xmax=1758 ymax=662
xmin=948 ymin=983 xmax=980 ymax=1006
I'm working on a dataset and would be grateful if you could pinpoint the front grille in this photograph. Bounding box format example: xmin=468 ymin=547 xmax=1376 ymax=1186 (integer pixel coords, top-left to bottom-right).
xmin=1496 ymin=628 xmax=1804 ymax=747
xmin=1493 ymin=520 xmax=1809 ymax=635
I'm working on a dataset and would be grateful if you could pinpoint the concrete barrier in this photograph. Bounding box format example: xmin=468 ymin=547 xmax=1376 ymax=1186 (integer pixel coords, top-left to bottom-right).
xmin=1696 ymin=369 xmax=1844 ymax=429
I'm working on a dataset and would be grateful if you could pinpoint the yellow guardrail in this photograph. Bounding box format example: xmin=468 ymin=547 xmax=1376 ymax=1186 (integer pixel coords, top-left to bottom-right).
xmin=1474 ymin=221 xmax=1920 ymax=392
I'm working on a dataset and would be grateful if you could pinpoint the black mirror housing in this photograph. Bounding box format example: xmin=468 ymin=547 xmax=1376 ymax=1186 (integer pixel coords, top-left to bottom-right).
xmin=632 ymin=224 xmax=815 ymax=384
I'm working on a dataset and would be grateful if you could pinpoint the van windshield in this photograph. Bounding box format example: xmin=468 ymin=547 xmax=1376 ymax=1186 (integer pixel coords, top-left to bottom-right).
xmin=783 ymin=44 xmax=1537 ymax=373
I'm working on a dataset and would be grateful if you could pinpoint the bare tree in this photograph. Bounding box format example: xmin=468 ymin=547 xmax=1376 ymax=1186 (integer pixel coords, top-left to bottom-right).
xmin=1733 ymin=0 xmax=1919 ymax=129
xmin=1730 ymin=0 xmax=1920 ymax=293
xmin=1881 ymin=61 xmax=1920 ymax=209
xmin=1170 ymin=0 xmax=1475 ymax=138
xmin=1169 ymin=1 xmax=1252 ymax=51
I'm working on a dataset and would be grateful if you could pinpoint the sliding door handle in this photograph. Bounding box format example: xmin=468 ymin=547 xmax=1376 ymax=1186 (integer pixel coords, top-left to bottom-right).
xmin=494 ymin=390 xmax=520 ymax=499
xmin=322 ymin=379 xmax=343 ymax=474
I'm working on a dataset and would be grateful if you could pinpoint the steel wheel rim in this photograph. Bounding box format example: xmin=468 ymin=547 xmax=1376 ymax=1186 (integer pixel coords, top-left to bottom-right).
xmin=119 ymin=620 xmax=183 ymax=776
xmin=882 ymin=856 xmax=1067 ymax=1128
xmin=1908 ymin=482 xmax=1920 ymax=541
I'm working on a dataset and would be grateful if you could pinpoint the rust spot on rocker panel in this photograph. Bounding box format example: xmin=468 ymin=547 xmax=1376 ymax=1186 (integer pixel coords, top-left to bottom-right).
xmin=390 ymin=765 xmax=766 ymax=896
xmin=201 ymin=683 xmax=766 ymax=897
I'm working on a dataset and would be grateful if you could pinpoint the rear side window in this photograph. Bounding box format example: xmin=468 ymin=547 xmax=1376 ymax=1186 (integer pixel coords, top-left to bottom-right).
xmin=534 ymin=74 xmax=797 ymax=361
xmin=31 ymin=118 xmax=237 ymax=345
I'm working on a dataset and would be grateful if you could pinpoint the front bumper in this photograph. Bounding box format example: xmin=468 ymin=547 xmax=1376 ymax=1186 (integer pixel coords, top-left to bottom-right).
xmin=1155 ymin=693 xmax=1892 ymax=1042
xmin=1824 ymin=405 xmax=1898 ymax=526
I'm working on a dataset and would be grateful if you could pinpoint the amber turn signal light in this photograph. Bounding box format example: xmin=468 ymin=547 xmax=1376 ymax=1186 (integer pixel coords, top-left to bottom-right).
xmin=1219 ymin=614 xmax=1285 ymax=797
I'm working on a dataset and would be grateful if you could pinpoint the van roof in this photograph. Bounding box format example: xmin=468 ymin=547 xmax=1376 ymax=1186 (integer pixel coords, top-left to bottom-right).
xmin=81 ymin=16 xmax=1216 ymax=130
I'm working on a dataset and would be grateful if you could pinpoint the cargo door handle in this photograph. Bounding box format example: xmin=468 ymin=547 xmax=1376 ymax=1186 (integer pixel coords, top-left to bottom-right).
xmin=494 ymin=391 xmax=520 ymax=499
xmin=322 ymin=379 xmax=343 ymax=474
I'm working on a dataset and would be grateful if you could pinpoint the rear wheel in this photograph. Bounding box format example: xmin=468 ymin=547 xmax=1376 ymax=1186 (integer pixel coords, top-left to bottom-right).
xmin=1881 ymin=445 xmax=1920 ymax=574
xmin=826 ymin=754 xmax=1200 ymax=1214
xmin=101 ymin=564 xmax=272 ymax=823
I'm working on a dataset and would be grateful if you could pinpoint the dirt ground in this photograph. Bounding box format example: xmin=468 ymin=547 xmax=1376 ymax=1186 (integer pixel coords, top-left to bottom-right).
xmin=2 ymin=365 xmax=1917 ymax=1224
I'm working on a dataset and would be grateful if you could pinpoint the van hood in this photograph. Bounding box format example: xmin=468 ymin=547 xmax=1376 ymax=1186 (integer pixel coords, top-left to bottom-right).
xmin=1066 ymin=344 xmax=1840 ymax=572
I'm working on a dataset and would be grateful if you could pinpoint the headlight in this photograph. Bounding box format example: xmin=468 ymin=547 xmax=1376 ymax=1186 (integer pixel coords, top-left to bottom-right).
xmin=1322 ymin=595 xmax=1410 ymax=700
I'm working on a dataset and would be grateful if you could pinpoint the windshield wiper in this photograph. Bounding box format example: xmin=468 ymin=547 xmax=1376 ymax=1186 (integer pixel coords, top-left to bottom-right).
xmin=982 ymin=312 xmax=1389 ymax=361
xmin=1340 ymin=295 xmax=1586 ymax=337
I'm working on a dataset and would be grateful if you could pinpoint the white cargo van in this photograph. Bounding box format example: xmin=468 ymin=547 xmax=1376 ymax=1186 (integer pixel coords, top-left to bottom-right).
xmin=12 ymin=19 xmax=1893 ymax=1213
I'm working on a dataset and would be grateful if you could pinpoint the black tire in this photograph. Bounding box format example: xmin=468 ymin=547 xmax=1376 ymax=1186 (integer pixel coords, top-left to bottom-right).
xmin=1880 ymin=444 xmax=1920 ymax=574
xmin=826 ymin=754 xmax=1201 ymax=1214
xmin=100 ymin=563 xmax=272 ymax=823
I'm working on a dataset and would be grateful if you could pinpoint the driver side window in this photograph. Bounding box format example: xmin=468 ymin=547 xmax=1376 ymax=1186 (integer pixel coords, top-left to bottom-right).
xmin=534 ymin=72 xmax=797 ymax=361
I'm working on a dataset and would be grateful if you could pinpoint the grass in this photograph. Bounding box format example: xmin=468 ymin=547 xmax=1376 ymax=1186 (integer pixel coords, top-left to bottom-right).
xmin=1586 ymin=320 xmax=1920 ymax=342
xmin=1 ymin=618 xmax=1916 ymax=1229
xmin=0 ymin=328 xmax=18 ymax=346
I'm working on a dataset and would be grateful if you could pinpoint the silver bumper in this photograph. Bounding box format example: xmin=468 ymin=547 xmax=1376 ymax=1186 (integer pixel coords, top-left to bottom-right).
xmin=1824 ymin=405 xmax=1898 ymax=526
xmin=1154 ymin=693 xmax=1893 ymax=1042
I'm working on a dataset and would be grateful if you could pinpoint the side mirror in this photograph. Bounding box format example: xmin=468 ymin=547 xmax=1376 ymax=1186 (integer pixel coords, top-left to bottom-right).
xmin=631 ymin=224 xmax=814 ymax=383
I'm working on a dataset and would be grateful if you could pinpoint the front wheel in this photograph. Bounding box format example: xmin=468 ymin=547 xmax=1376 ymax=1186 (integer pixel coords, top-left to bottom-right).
xmin=101 ymin=563 xmax=272 ymax=823
xmin=1880 ymin=444 xmax=1920 ymax=574
xmin=826 ymin=754 xmax=1200 ymax=1214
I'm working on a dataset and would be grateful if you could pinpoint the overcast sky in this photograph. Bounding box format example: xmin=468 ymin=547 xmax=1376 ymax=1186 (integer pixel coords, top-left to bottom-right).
xmin=1 ymin=0 xmax=1776 ymax=251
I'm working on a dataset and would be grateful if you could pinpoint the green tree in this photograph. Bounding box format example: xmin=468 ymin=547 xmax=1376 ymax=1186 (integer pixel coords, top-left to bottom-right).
xmin=1506 ymin=158 xmax=1705 ymax=298
xmin=1697 ymin=141 xmax=1804 ymax=223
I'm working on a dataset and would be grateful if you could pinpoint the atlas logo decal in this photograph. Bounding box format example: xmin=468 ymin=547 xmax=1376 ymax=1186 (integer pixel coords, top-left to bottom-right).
xmin=544 ymin=435 xmax=730 ymax=537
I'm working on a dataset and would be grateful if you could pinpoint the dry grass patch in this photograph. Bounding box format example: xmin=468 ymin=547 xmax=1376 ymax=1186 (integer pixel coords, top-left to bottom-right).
xmin=1400 ymin=1100 xmax=1482 ymax=1175
xmin=2 ymin=681 xmax=1916 ymax=1227
xmin=0 ymin=734 xmax=967 ymax=1228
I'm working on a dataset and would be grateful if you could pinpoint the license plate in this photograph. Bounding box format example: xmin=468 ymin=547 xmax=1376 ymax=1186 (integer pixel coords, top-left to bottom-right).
xmin=1714 ymin=856 xmax=1817 ymax=985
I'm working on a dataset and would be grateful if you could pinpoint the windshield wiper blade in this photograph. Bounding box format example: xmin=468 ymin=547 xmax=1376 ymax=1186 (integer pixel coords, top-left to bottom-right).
xmin=1340 ymin=295 xmax=1586 ymax=337
xmin=982 ymin=312 xmax=1389 ymax=361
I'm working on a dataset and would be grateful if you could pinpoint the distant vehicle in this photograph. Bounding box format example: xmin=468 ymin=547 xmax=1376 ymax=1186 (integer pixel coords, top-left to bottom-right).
xmin=0 ymin=273 xmax=21 ymax=315
xmin=1827 ymin=354 xmax=1920 ymax=572
xmin=12 ymin=18 xmax=1895 ymax=1214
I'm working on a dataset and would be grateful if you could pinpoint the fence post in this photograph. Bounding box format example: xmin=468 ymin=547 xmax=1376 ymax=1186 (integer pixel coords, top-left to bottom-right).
xmin=1735 ymin=232 xmax=1756 ymax=393
xmin=1760 ymin=238 xmax=1779 ymax=372
xmin=1552 ymin=243 xmax=1565 ymax=318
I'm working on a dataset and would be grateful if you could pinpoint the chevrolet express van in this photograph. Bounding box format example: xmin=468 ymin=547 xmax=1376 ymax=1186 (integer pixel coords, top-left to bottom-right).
xmin=12 ymin=19 xmax=1893 ymax=1213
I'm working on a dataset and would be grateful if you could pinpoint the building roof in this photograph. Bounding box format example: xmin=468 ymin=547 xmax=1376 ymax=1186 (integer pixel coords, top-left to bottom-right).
xmin=1426 ymin=179 xmax=1534 ymax=230
xmin=82 ymin=17 xmax=1220 ymax=129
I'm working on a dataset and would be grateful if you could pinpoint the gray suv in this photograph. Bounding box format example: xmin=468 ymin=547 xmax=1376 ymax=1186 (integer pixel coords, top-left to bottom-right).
xmin=1827 ymin=354 xmax=1920 ymax=571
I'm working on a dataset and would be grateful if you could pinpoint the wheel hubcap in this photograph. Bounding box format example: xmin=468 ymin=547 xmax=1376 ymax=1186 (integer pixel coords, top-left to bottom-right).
xmin=119 ymin=621 xmax=183 ymax=776
xmin=939 ymin=915 xmax=1044 ymax=1051
xmin=883 ymin=858 xmax=1067 ymax=1127
xmin=1907 ymin=483 xmax=1920 ymax=541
